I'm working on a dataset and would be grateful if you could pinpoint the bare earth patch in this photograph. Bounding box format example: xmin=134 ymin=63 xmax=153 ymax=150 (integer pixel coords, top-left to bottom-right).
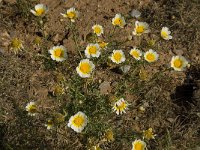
xmin=0 ymin=0 xmax=200 ymax=149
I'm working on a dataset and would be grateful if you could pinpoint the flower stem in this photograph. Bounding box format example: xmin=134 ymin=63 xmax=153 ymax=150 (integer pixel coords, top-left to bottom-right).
xmin=69 ymin=22 xmax=83 ymax=58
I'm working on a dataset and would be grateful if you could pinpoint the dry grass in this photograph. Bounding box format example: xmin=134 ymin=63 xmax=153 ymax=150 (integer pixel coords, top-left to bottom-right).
xmin=0 ymin=0 xmax=200 ymax=149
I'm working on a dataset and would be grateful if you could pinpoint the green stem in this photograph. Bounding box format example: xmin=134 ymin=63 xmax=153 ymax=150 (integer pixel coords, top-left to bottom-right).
xmin=69 ymin=22 xmax=83 ymax=58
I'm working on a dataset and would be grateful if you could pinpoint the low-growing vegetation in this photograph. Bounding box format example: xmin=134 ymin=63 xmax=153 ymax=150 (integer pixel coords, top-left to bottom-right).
xmin=0 ymin=0 xmax=200 ymax=149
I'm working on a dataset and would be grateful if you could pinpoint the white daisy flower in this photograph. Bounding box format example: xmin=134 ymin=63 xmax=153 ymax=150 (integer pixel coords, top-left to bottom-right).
xmin=30 ymin=4 xmax=48 ymax=17
xmin=68 ymin=111 xmax=87 ymax=133
xmin=161 ymin=27 xmax=172 ymax=40
xmin=61 ymin=7 xmax=79 ymax=22
xmin=133 ymin=21 xmax=150 ymax=36
xmin=92 ymin=24 xmax=104 ymax=36
xmin=110 ymin=50 xmax=126 ymax=64
xmin=76 ymin=59 xmax=95 ymax=78
xmin=132 ymin=139 xmax=147 ymax=150
xmin=112 ymin=98 xmax=128 ymax=115
xmin=85 ymin=43 xmax=101 ymax=58
xmin=130 ymin=48 xmax=142 ymax=60
xmin=112 ymin=14 xmax=126 ymax=28
xmin=144 ymin=49 xmax=159 ymax=63
xmin=25 ymin=102 xmax=37 ymax=116
xmin=131 ymin=9 xmax=141 ymax=18
xmin=170 ymin=55 xmax=189 ymax=71
xmin=49 ymin=45 xmax=67 ymax=62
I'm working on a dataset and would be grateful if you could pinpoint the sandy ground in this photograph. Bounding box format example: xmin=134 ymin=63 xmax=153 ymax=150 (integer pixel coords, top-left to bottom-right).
xmin=0 ymin=0 xmax=200 ymax=149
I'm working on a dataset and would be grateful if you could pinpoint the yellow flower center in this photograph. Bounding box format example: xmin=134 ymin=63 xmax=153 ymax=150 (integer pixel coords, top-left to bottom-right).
xmin=36 ymin=8 xmax=45 ymax=16
xmin=174 ymin=59 xmax=182 ymax=68
xmin=80 ymin=62 xmax=91 ymax=74
xmin=146 ymin=53 xmax=155 ymax=61
xmin=117 ymin=102 xmax=126 ymax=111
xmin=88 ymin=46 xmax=97 ymax=54
xmin=113 ymin=52 xmax=122 ymax=62
xmin=67 ymin=11 xmax=76 ymax=19
xmin=72 ymin=115 xmax=84 ymax=127
xmin=54 ymin=48 xmax=64 ymax=57
xmin=134 ymin=142 xmax=144 ymax=150
xmin=161 ymin=31 xmax=168 ymax=38
xmin=114 ymin=18 xmax=122 ymax=26
xmin=11 ymin=38 xmax=22 ymax=49
xmin=114 ymin=101 xmax=127 ymax=113
xmin=29 ymin=105 xmax=37 ymax=113
xmin=131 ymin=50 xmax=140 ymax=58
xmin=94 ymin=26 xmax=101 ymax=34
xmin=136 ymin=26 xmax=145 ymax=34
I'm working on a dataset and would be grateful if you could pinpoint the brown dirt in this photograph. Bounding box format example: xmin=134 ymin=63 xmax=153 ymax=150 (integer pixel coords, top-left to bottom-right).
xmin=0 ymin=0 xmax=200 ymax=150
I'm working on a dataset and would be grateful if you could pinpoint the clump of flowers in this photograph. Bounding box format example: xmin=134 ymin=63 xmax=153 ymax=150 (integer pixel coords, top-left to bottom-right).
xmin=161 ymin=27 xmax=172 ymax=40
xmin=45 ymin=119 xmax=54 ymax=130
xmin=49 ymin=45 xmax=67 ymax=62
xmin=76 ymin=59 xmax=95 ymax=78
xmin=143 ymin=128 xmax=156 ymax=140
xmin=25 ymin=102 xmax=37 ymax=116
xmin=170 ymin=55 xmax=189 ymax=71
xmin=10 ymin=38 xmax=24 ymax=54
xmin=68 ymin=111 xmax=88 ymax=133
xmin=61 ymin=7 xmax=79 ymax=22
xmin=144 ymin=49 xmax=159 ymax=63
xmin=133 ymin=21 xmax=150 ymax=36
xmin=92 ymin=24 xmax=104 ymax=36
xmin=21 ymin=5 xmax=193 ymax=149
xmin=112 ymin=14 xmax=126 ymax=28
xmin=30 ymin=4 xmax=48 ymax=17
xmin=85 ymin=43 xmax=101 ymax=58
xmin=130 ymin=48 xmax=142 ymax=60
xmin=132 ymin=139 xmax=147 ymax=150
xmin=112 ymin=98 xmax=128 ymax=115
xmin=110 ymin=50 xmax=126 ymax=64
